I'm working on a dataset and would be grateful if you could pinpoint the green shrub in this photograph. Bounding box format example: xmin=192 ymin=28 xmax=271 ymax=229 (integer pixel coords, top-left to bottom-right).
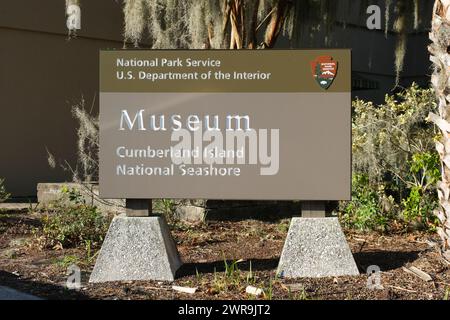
xmin=401 ymin=152 xmax=440 ymax=229
xmin=341 ymin=174 xmax=391 ymax=232
xmin=344 ymin=84 xmax=439 ymax=232
xmin=39 ymin=188 xmax=111 ymax=249
xmin=0 ymin=178 xmax=10 ymax=203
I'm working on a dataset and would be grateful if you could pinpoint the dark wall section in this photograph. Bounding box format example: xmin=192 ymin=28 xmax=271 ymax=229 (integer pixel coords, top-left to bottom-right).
xmin=0 ymin=1 xmax=124 ymax=197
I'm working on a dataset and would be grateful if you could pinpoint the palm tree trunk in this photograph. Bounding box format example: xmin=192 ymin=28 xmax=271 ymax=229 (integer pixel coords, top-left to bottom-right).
xmin=428 ymin=0 xmax=450 ymax=262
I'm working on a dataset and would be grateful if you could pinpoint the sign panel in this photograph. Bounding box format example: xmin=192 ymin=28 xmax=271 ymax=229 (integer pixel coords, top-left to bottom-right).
xmin=99 ymin=50 xmax=351 ymax=200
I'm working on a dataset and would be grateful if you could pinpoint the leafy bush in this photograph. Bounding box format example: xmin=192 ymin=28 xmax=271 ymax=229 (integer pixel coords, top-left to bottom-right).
xmin=401 ymin=152 xmax=440 ymax=229
xmin=342 ymin=84 xmax=439 ymax=231
xmin=0 ymin=178 xmax=10 ymax=203
xmin=341 ymin=174 xmax=392 ymax=232
xmin=39 ymin=187 xmax=111 ymax=249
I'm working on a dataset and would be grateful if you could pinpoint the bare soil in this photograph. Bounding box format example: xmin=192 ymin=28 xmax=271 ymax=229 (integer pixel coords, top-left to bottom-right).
xmin=0 ymin=211 xmax=449 ymax=300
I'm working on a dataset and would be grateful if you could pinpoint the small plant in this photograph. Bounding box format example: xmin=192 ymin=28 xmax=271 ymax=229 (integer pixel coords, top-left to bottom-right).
xmin=277 ymin=219 xmax=290 ymax=233
xmin=444 ymin=287 xmax=450 ymax=301
xmin=154 ymin=199 xmax=177 ymax=222
xmin=38 ymin=187 xmax=111 ymax=249
xmin=195 ymin=267 xmax=201 ymax=281
xmin=83 ymin=239 xmax=101 ymax=263
xmin=212 ymin=267 xmax=228 ymax=293
xmin=246 ymin=261 xmax=256 ymax=285
xmin=263 ymin=277 xmax=275 ymax=300
xmin=341 ymin=174 xmax=390 ymax=232
xmin=0 ymin=178 xmax=10 ymax=203
xmin=211 ymin=257 xmax=247 ymax=294
xmin=286 ymin=286 xmax=309 ymax=300
xmin=296 ymin=288 xmax=309 ymax=300
xmin=55 ymin=255 xmax=81 ymax=268
xmin=224 ymin=257 xmax=242 ymax=278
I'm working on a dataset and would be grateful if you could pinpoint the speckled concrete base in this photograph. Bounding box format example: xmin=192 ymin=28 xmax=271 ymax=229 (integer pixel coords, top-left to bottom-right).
xmin=89 ymin=215 xmax=181 ymax=283
xmin=277 ymin=217 xmax=359 ymax=278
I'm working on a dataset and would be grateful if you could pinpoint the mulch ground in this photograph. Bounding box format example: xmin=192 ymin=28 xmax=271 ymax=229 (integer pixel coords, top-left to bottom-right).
xmin=0 ymin=211 xmax=449 ymax=300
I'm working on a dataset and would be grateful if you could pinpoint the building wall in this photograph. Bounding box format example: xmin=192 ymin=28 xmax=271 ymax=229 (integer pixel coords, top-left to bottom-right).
xmin=0 ymin=1 xmax=124 ymax=197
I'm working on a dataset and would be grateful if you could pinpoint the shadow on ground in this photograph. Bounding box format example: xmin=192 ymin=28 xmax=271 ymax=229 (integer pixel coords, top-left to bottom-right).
xmin=353 ymin=250 xmax=421 ymax=273
xmin=0 ymin=212 xmax=41 ymax=229
xmin=177 ymin=258 xmax=280 ymax=277
xmin=179 ymin=250 xmax=422 ymax=278
xmin=0 ymin=270 xmax=90 ymax=300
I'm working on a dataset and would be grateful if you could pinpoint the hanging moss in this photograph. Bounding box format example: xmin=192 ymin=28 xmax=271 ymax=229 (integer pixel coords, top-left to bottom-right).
xmin=65 ymin=0 xmax=80 ymax=8
xmin=413 ymin=0 xmax=420 ymax=30
xmin=385 ymin=0 xmax=391 ymax=38
xmin=145 ymin=0 xmax=175 ymax=49
xmin=394 ymin=33 xmax=407 ymax=87
xmin=187 ymin=1 xmax=208 ymax=49
xmin=123 ymin=0 xmax=146 ymax=46
xmin=393 ymin=0 xmax=408 ymax=87
xmin=65 ymin=0 xmax=81 ymax=38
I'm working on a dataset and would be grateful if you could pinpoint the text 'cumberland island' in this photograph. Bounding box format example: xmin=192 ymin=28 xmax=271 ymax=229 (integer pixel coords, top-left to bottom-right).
xmin=117 ymin=109 xmax=280 ymax=177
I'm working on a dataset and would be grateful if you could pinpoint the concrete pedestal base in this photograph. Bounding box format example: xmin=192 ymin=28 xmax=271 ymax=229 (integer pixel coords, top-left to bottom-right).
xmin=89 ymin=215 xmax=181 ymax=283
xmin=277 ymin=217 xmax=359 ymax=278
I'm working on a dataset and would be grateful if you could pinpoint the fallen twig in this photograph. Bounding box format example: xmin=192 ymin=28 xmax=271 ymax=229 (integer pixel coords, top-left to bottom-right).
xmin=281 ymin=283 xmax=305 ymax=292
xmin=389 ymin=285 xmax=418 ymax=293
xmin=172 ymin=285 xmax=197 ymax=294
xmin=402 ymin=266 xmax=433 ymax=282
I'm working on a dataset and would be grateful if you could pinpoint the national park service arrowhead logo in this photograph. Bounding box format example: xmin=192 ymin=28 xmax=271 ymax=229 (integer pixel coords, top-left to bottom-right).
xmin=311 ymin=56 xmax=338 ymax=90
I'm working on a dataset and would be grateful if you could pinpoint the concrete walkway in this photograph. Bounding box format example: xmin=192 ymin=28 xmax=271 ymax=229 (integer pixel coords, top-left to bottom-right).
xmin=0 ymin=286 xmax=41 ymax=300
xmin=0 ymin=203 xmax=37 ymax=212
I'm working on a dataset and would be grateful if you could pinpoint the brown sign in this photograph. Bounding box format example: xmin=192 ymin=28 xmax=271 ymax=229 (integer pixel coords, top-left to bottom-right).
xmin=99 ymin=50 xmax=351 ymax=200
